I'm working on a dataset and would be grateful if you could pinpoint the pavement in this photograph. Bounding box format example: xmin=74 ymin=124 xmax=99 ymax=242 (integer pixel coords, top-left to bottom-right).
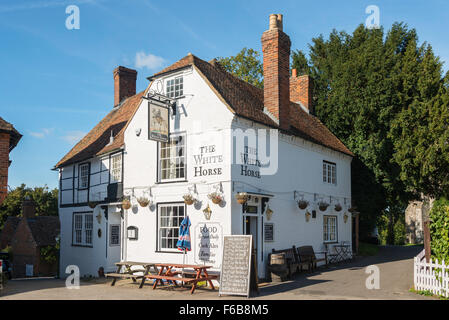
xmin=0 ymin=245 xmax=435 ymax=300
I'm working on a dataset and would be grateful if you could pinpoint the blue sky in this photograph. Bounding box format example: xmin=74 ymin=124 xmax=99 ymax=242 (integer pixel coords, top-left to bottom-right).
xmin=1 ymin=0 xmax=448 ymax=190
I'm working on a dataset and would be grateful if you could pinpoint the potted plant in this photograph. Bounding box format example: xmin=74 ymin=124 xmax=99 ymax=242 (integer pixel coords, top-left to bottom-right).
xmin=235 ymin=192 xmax=248 ymax=205
xmin=122 ymin=198 xmax=132 ymax=210
xmin=317 ymin=201 xmax=329 ymax=212
xmin=334 ymin=203 xmax=342 ymax=212
xmin=137 ymin=196 xmax=150 ymax=207
xmin=183 ymin=194 xmax=196 ymax=205
xmin=208 ymin=192 xmax=223 ymax=205
xmin=297 ymin=199 xmax=309 ymax=210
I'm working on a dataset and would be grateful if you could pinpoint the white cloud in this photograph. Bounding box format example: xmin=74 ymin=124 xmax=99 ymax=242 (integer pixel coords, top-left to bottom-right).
xmin=135 ymin=51 xmax=166 ymax=70
xmin=29 ymin=128 xmax=54 ymax=139
xmin=62 ymin=131 xmax=86 ymax=145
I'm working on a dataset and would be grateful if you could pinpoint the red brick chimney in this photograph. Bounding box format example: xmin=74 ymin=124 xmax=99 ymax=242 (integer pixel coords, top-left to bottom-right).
xmin=262 ymin=14 xmax=291 ymax=130
xmin=290 ymin=69 xmax=313 ymax=114
xmin=22 ymin=198 xmax=36 ymax=219
xmin=113 ymin=66 xmax=137 ymax=106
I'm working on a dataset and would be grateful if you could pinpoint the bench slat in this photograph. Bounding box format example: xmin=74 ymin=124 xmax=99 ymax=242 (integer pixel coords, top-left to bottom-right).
xmin=106 ymin=273 xmax=143 ymax=278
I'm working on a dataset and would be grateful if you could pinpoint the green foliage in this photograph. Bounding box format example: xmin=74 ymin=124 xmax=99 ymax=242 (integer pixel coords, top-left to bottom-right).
xmin=216 ymin=48 xmax=264 ymax=88
xmin=300 ymin=22 xmax=447 ymax=239
xmin=429 ymin=198 xmax=449 ymax=264
xmin=0 ymin=184 xmax=58 ymax=229
xmin=40 ymin=243 xmax=59 ymax=265
xmin=3 ymin=245 xmax=13 ymax=262
xmin=291 ymin=50 xmax=311 ymax=75
xmin=358 ymin=242 xmax=379 ymax=256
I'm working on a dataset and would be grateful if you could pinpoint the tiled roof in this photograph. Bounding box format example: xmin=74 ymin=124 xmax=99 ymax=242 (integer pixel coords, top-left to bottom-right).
xmin=26 ymin=216 xmax=60 ymax=246
xmin=0 ymin=217 xmax=20 ymax=249
xmin=157 ymin=54 xmax=353 ymax=156
xmin=0 ymin=116 xmax=22 ymax=151
xmin=54 ymin=92 xmax=144 ymax=168
xmin=55 ymin=54 xmax=352 ymax=169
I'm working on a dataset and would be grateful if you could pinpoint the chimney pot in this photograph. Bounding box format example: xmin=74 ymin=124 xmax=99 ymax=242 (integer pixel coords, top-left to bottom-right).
xmin=292 ymin=68 xmax=297 ymax=78
xmin=113 ymin=66 xmax=137 ymax=107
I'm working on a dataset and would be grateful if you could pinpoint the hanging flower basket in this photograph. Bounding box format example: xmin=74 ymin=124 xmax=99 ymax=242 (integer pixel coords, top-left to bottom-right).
xmin=235 ymin=192 xmax=248 ymax=205
xmin=297 ymin=200 xmax=309 ymax=210
xmin=88 ymin=201 xmax=99 ymax=209
xmin=317 ymin=201 xmax=329 ymax=212
xmin=122 ymin=198 xmax=132 ymax=210
xmin=208 ymin=192 xmax=223 ymax=205
xmin=348 ymin=207 xmax=356 ymax=213
xmin=183 ymin=194 xmax=196 ymax=205
xmin=334 ymin=204 xmax=342 ymax=212
xmin=137 ymin=197 xmax=150 ymax=207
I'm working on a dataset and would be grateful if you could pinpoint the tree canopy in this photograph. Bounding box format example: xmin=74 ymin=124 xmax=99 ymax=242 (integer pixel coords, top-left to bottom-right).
xmin=216 ymin=47 xmax=264 ymax=89
xmin=0 ymin=184 xmax=58 ymax=229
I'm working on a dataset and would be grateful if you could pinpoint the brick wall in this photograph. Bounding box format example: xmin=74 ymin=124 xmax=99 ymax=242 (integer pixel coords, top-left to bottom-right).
xmin=0 ymin=132 xmax=10 ymax=205
xmin=261 ymin=14 xmax=291 ymax=130
xmin=113 ymin=66 xmax=137 ymax=106
xmin=290 ymin=72 xmax=314 ymax=114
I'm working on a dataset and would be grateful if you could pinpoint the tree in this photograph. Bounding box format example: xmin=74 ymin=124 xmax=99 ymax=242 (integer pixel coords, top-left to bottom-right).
xmin=216 ymin=47 xmax=264 ymax=88
xmin=0 ymin=184 xmax=58 ymax=229
xmin=291 ymin=49 xmax=311 ymax=76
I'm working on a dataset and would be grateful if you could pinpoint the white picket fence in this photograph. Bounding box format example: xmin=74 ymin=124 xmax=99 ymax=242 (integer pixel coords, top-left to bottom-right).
xmin=414 ymin=252 xmax=449 ymax=297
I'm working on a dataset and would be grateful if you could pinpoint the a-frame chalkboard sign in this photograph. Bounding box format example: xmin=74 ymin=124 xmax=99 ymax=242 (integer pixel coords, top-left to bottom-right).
xmin=219 ymin=235 xmax=259 ymax=298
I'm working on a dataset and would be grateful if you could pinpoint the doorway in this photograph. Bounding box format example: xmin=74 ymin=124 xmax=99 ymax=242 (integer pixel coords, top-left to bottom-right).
xmin=242 ymin=196 xmax=263 ymax=278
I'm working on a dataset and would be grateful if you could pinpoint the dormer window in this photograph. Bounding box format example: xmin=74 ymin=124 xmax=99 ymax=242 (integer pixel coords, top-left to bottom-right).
xmin=166 ymin=76 xmax=183 ymax=98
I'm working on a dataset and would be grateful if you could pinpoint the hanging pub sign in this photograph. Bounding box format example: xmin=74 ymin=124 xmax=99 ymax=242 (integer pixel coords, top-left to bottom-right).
xmin=148 ymin=102 xmax=169 ymax=142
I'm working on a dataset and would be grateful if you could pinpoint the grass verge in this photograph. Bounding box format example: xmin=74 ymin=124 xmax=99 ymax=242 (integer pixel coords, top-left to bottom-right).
xmin=358 ymin=242 xmax=379 ymax=256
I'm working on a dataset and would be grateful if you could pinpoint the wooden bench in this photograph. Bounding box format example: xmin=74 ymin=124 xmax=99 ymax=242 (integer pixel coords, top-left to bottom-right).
xmin=105 ymin=262 xmax=159 ymax=288
xmin=297 ymin=246 xmax=328 ymax=272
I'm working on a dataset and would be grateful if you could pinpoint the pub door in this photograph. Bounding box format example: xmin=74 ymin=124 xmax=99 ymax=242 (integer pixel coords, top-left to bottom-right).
xmin=242 ymin=196 xmax=263 ymax=278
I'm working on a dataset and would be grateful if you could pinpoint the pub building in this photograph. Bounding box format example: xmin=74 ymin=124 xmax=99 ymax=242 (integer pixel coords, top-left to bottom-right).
xmin=55 ymin=14 xmax=354 ymax=280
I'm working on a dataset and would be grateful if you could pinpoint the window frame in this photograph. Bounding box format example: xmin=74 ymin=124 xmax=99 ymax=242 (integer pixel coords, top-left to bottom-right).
xmin=109 ymin=224 xmax=120 ymax=247
xmin=323 ymin=160 xmax=337 ymax=185
xmin=166 ymin=76 xmax=184 ymax=98
xmin=110 ymin=152 xmax=123 ymax=184
xmin=158 ymin=133 xmax=187 ymax=183
xmin=78 ymin=162 xmax=90 ymax=190
xmin=156 ymin=202 xmax=186 ymax=253
xmin=72 ymin=212 xmax=93 ymax=247
xmin=323 ymin=215 xmax=338 ymax=243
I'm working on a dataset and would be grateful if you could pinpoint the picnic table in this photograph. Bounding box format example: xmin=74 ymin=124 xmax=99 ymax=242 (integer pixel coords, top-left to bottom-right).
xmin=147 ymin=263 xmax=218 ymax=294
xmin=106 ymin=261 xmax=159 ymax=288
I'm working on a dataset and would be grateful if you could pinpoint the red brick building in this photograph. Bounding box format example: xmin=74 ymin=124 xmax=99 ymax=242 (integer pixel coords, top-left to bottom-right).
xmin=0 ymin=117 xmax=22 ymax=205
xmin=0 ymin=200 xmax=60 ymax=278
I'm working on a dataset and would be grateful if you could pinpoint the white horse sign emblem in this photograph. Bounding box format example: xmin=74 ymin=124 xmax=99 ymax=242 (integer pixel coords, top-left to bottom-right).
xmin=148 ymin=103 xmax=169 ymax=142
